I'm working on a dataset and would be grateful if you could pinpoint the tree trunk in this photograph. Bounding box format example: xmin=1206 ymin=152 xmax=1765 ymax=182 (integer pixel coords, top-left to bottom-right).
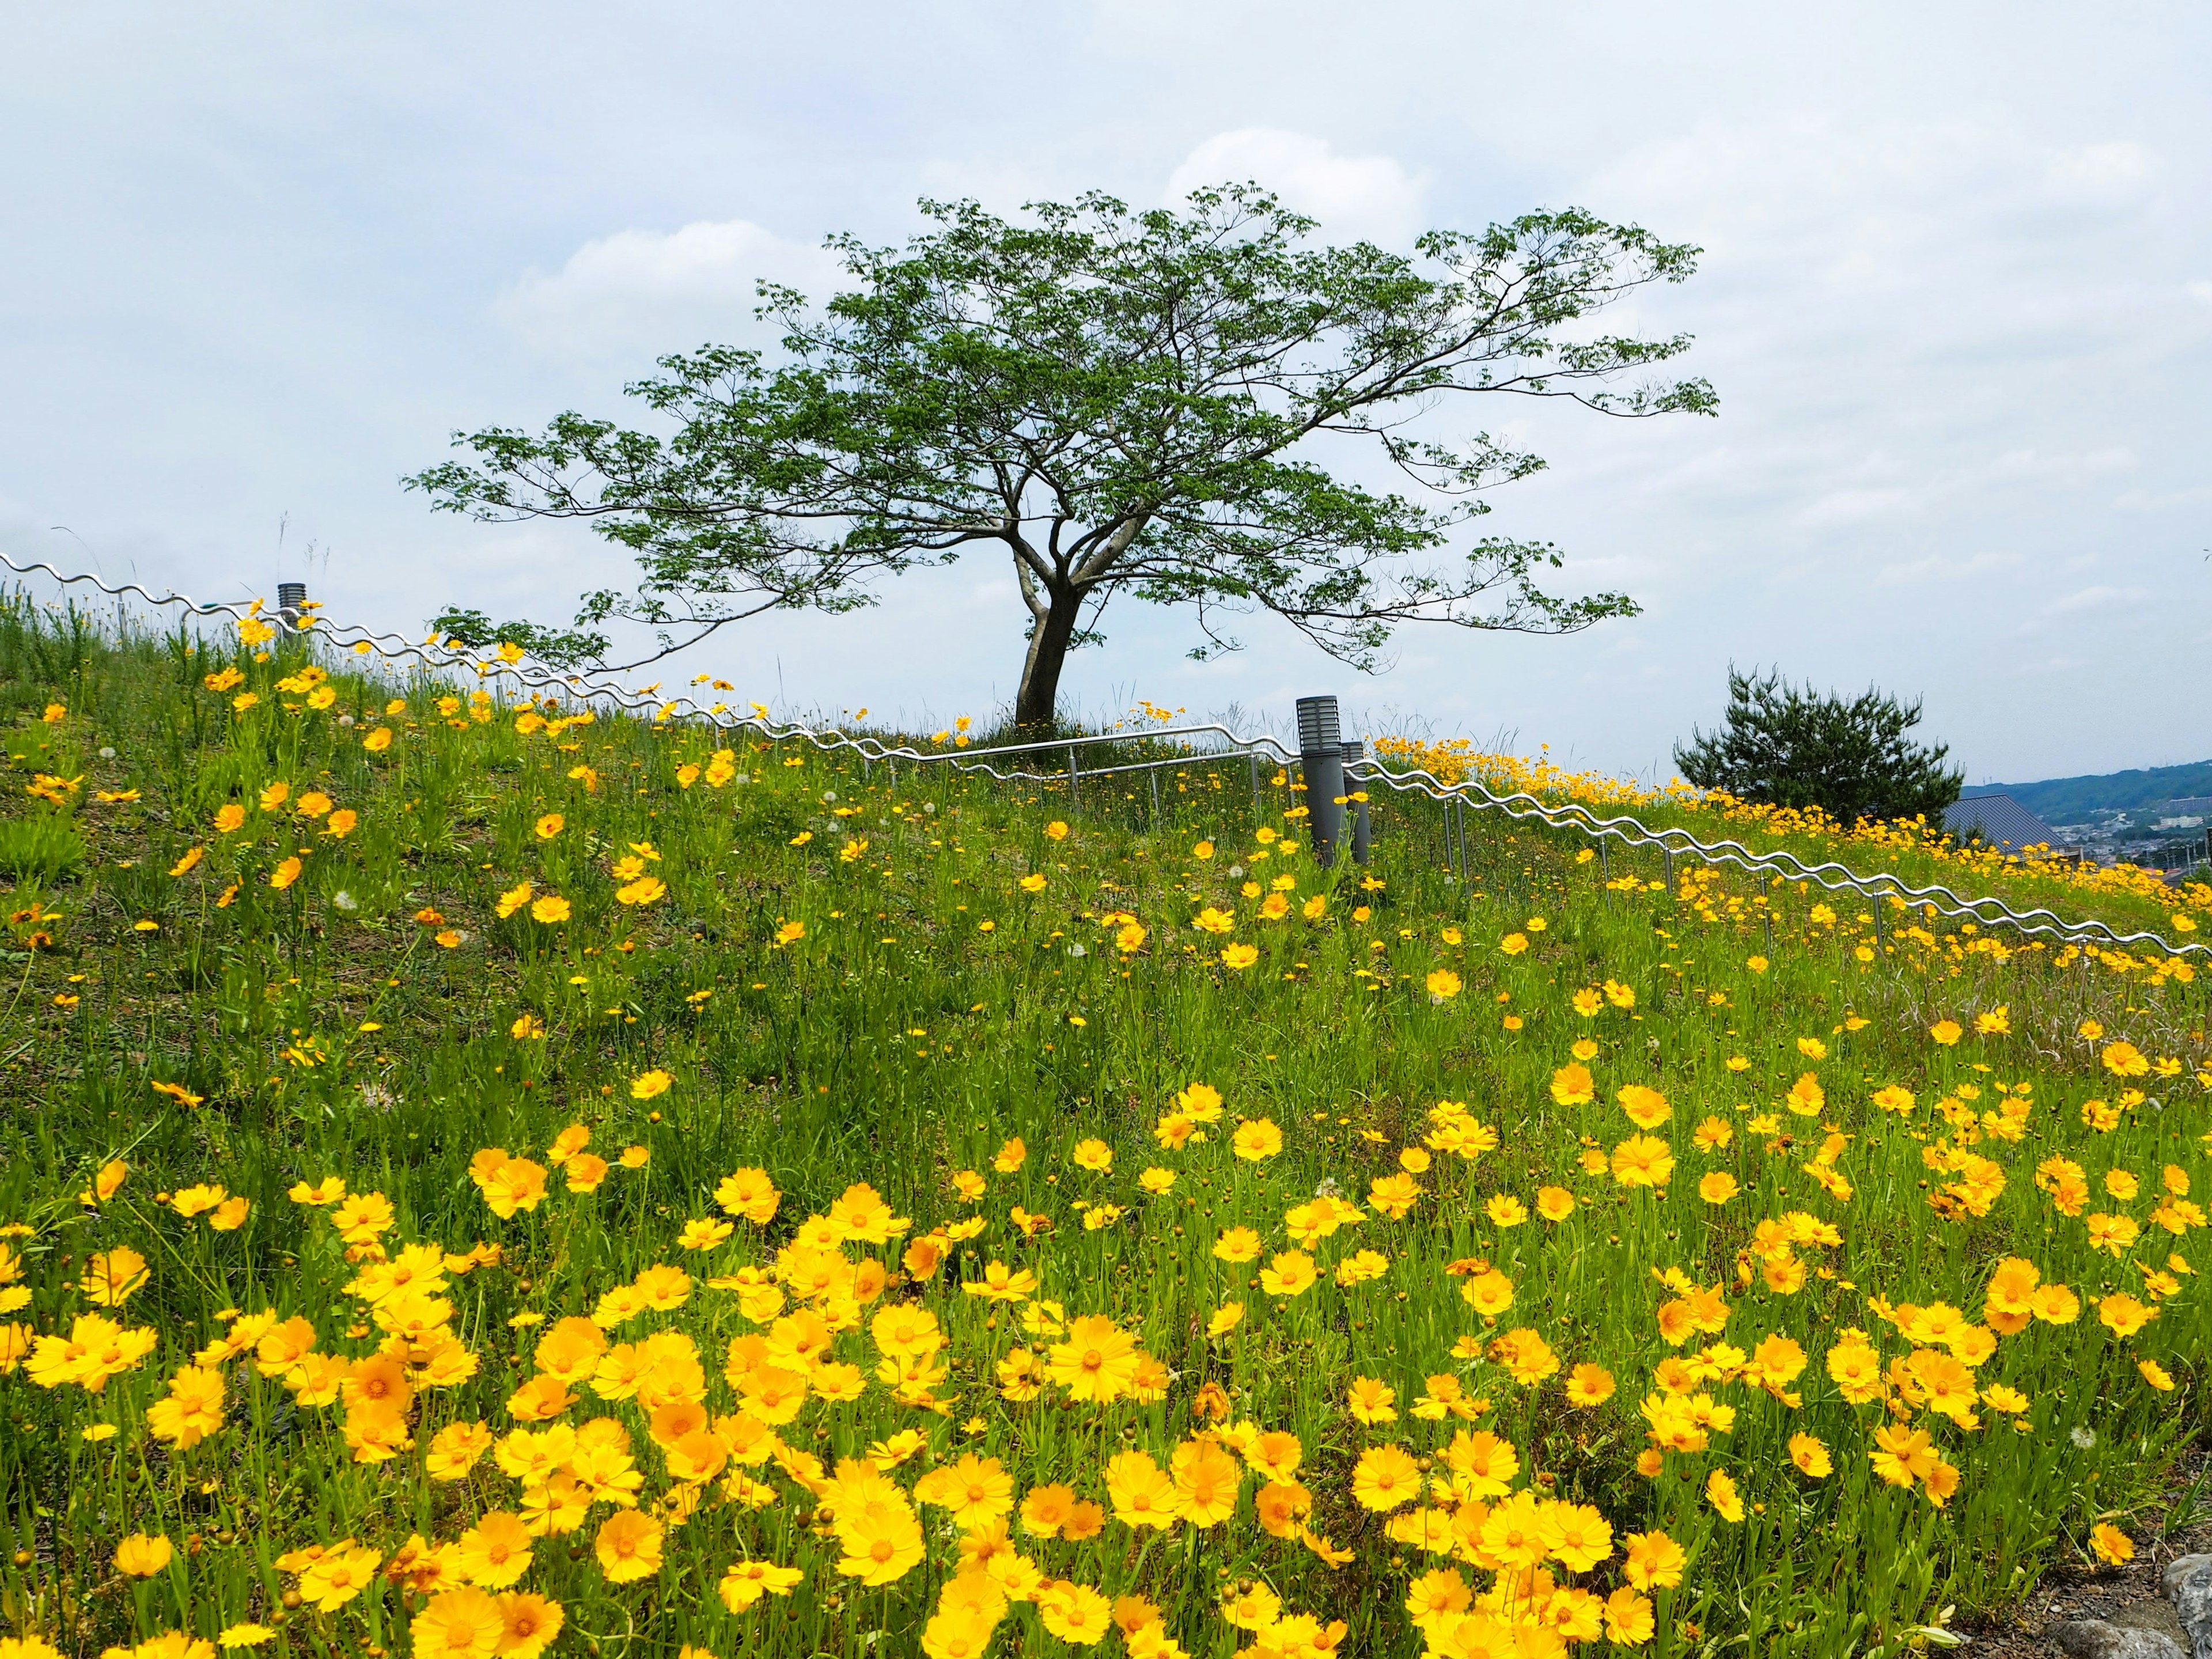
xmin=1014 ymin=590 xmax=1081 ymax=732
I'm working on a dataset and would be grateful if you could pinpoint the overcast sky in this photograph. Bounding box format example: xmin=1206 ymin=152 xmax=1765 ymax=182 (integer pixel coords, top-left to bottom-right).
xmin=4 ymin=2 xmax=2207 ymax=783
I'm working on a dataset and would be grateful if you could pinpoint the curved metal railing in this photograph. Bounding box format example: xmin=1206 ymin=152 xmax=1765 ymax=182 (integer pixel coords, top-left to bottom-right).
xmin=4 ymin=551 xmax=2204 ymax=962
xmin=1347 ymin=759 xmax=2207 ymax=959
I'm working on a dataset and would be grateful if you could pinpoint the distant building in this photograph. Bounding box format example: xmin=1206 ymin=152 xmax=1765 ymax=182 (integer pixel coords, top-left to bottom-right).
xmin=1942 ymin=794 xmax=2075 ymax=857
xmin=2161 ymin=796 xmax=2212 ymax=816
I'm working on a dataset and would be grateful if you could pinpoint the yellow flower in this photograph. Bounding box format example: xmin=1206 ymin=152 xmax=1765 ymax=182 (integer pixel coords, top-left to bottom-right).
xmin=455 ymin=1512 xmax=533 ymax=1589
xmin=719 ymin=1559 xmax=804 ymax=1610
xmin=495 ymin=1594 xmax=565 ymax=1659
xmin=1705 ymin=1468 xmax=1745 ymax=1522
xmin=2101 ymin=1041 xmax=2149 ymax=1078
xmin=535 ymin=813 xmax=564 ymax=839
xmin=1219 ymin=942 xmax=1258 ymax=970
xmin=1788 ymin=1433 xmax=1832 ymax=1478
xmin=1213 ymin=1227 xmax=1261 ymax=1263
xmin=594 ymin=1512 xmax=664 ymax=1584
xmin=409 ymin=1586 xmax=505 ymax=1659
xmin=1425 ymin=968 xmax=1461 ymax=1001
xmin=1351 ymin=1445 xmax=1421 ymax=1510
xmin=1930 ymin=1020 xmax=1963 ymax=1046
xmin=2089 ymin=1523 xmax=2134 ymax=1566
xmin=1346 ymin=1376 xmax=1397 ymax=1423
xmin=529 ymin=895 xmax=570 ymax=924
xmin=80 ymin=1247 xmax=150 ymax=1306
xmin=1618 ymin=1084 xmax=1671 ymax=1128
xmin=298 ymin=1542 xmax=383 ymax=1610
xmin=1097 ymin=1449 xmax=1175 ymax=1532
xmin=1499 ymin=932 xmax=1529 ymax=955
xmin=1259 ymin=1251 xmax=1317 ymax=1297
xmin=630 ymin=1069 xmax=673 ymax=1101
xmin=269 ymin=856 xmax=303 ymax=891
xmin=836 ymin=1508 xmax=926 ymax=1584
xmin=1018 ymin=873 xmax=1048 ymax=893
xmin=114 ymin=1533 xmax=173 ymax=1577
xmin=1231 ymin=1118 xmax=1282 ymax=1161
xmin=1566 ymin=1363 xmax=1616 ymax=1407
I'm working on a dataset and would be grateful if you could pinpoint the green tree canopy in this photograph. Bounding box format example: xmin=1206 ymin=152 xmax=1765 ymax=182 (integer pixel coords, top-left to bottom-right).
xmin=408 ymin=186 xmax=1715 ymax=726
xmin=1673 ymin=667 xmax=1965 ymax=825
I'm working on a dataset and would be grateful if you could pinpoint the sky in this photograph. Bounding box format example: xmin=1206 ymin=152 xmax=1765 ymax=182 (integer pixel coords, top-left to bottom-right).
xmin=3 ymin=1 xmax=2208 ymax=784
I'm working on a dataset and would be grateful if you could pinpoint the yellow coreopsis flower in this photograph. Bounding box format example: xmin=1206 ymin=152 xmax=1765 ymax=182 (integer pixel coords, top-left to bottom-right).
xmin=114 ymin=1533 xmax=174 ymax=1577
xmin=1231 ymin=1118 xmax=1282 ymax=1161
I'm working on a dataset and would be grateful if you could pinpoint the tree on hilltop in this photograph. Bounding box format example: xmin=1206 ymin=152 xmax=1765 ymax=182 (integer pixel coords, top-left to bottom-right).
xmin=1674 ymin=668 xmax=1965 ymax=825
xmin=408 ymin=186 xmax=1716 ymax=727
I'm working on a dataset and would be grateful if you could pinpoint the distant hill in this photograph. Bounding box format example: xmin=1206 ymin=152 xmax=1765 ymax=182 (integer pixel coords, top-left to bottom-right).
xmin=1963 ymin=760 xmax=2212 ymax=824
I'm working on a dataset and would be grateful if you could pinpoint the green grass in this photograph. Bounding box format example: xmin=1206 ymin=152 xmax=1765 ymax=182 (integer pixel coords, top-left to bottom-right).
xmin=0 ymin=594 xmax=2205 ymax=1659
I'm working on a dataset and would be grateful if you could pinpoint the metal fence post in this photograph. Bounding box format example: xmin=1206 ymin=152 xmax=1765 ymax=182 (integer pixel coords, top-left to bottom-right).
xmin=1295 ymin=696 xmax=1345 ymax=868
xmin=1249 ymin=752 xmax=1261 ymax=819
xmin=1663 ymin=846 xmax=1674 ymax=897
xmin=1763 ymin=910 xmax=1774 ymax=959
xmin=1067 ymin=744 xmax=1079 ymax=801
xmin=1342 ymin=740 xmax=1370 ymax=865
xmin=1149 ymin=767 xmax=1160 ymax=823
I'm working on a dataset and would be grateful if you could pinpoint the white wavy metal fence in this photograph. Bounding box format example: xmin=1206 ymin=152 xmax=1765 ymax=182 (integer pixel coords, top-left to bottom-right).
xmin=4 ymin=551 xmax=2204 ymax=964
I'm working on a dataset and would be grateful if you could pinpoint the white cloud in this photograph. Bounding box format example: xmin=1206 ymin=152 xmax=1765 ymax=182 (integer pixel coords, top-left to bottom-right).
xmin=494 ymin=219 xmax=840 ymax=358
xmin=1874 ymin=550 xmax=2021 ymax=587
xmin=2043 ymin=140 xmax=2157 ymax=202
xmin=1164 ymin=129 xmax=1425 ymax=247
xmin=2043 ymin=584 xmax=2148 ymax=615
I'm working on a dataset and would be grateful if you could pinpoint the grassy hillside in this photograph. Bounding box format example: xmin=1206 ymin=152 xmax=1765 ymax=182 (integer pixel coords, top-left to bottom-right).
xmin=0 ymin=598 xmax=2207 ymax=1659
xmin=1963 ymin=760 xmax=2212 ymax=824
xmin=1372 ymin=738 xmax=2210 ymax=947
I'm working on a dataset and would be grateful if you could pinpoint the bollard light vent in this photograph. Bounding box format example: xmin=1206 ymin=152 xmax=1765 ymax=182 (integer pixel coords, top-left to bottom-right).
xmin=1294 ymin=695 xmax=1340 ymax=755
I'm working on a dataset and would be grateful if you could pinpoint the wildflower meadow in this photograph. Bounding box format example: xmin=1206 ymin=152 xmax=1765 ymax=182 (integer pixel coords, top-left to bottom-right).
xmin=0 ymin=595 xmax=2206 ymax=1659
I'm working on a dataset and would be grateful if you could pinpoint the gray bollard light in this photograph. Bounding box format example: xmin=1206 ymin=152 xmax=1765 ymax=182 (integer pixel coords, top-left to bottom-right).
xmin=276 ymin=580 xmax=307 ymax=633
xmin=1296 ymin=695 xmax=1346 ymax=868
xmin=1342 ymin=739 xmax=1371 ymax=865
